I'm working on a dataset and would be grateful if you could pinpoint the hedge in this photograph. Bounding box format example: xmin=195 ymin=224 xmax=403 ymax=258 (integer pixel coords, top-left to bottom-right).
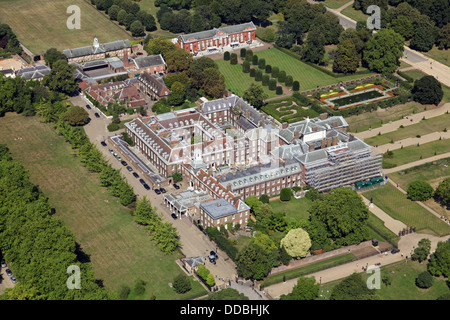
xmin=205 ymin=227 xmax=238 ymax=261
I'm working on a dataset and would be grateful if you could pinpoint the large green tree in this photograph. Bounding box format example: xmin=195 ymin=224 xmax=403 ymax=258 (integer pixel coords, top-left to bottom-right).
xmin=280 ymin=276 xmax=320 ymax=300
xmin=42 ymin=60 xmax=78 ymax=95
xmin=330 ymin=273 xmax=378 ymax=300
xmin=427 ymin=240 xmax=450 ymax=277
xmin=332 ymin=39 xmax=360 ymax=74
xmin=242 ymin=83 xmax=267 ymax=109
xmin=434 ymin=177 xmax=450 ymax=208
xmin=412 ymin=75 xmax=444 ymax=106
xmin=362 ymin=28 xmax=404 ymax=74
xmin=407 ymin=180 xmax=434 ymax=201
xmin=280 ymin=228 xmax=311 ymax=259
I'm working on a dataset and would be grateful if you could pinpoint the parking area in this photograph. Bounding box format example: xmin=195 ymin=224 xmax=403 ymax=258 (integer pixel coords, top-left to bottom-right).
xmin=0 ymin=260 xmax=16 ymax=294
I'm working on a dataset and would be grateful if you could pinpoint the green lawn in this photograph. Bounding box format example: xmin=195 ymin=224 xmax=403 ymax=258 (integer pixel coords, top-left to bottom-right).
xmin=255 ymin=48 xmax=376 ymax=91
xmin=320 ymin=260 xmax=450 ymax=300
xmin=322 ymin=0 xmax=353 ymax=9
xmin=382 ymin=138 xmax=450 ymax=169
xmin=363 ymin=184 xmax=450 ymax=237
xmin=0 ymin=113 xmax=207 ymax=300
xmin=340 ymin=5 xmax=370 ymax=23
xmin=215 ymin=59 xmax=278 ymax=99
xmin=269 ymin=197 xmax=313 ymax=222
xmin=345 ymin=101 xmax=430 ymax=133
xmin=364 ymin=113 xmax=450 ymax=146
xmin=424 ymin=45 xmax=450 ymax=68
xmin=0 ymin=0 xmax=132 ymax=54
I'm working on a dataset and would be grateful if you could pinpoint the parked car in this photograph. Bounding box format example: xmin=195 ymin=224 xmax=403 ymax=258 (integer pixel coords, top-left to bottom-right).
xmin=391 ymin=248 xmax=400 ymax=254
xmin=108 ymin=148 xmax=114 ymax=154
xmin=132 ymin=172 xmax=139 ymax=178
xmin=121 ymin=160 xmax=127 ymax=166
xmin=94 ymin=112 xmax=100 ymax=118
xmin=171 ymin=213 xmax=177 ymax=220
xmin=143 ymin=183 xmax=150 ymax=190
xmin=10 ymin=276 xmax=16 ymax=284
xmin=5 ymin=269 xmax=12 ymax=276
xmin=117 ymin=156 xmax=122 ymax=161
xmin=126 ymin=166 xmax=132 ymax=171
xmin=86 ymin=104 xmax=91 ymax=110
xmin=173 ymin=184 xmax=180 ymax=189
xmin=159 ymin=187 xmax=166 ymax=193
xmin=101 ymin=141 xmax=107 ymax=147
xmin=139 ymin=179 xmax=146 ymax=185
xmin=154 ymin=189 xmax=161 ymax=195
xmin=1 ymin=260 xmax=6 ymax=268
xmin=208 ymin=252 xmax=217 ymax=264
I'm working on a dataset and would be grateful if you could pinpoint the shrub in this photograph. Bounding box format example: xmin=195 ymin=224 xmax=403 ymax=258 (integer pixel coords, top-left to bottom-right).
xmin=173 ymin=274 xmax=191 ymax=294
xmin=118 ymin=285 xmax=131 ymax=300
xmin=107 ymin=122 xmax=120 ymax=132
xmin=407 ymin=180 xmax=434 ymax=201
xmin=134 ymin=279 xmax=146 ymax=296
xmin=265 ymin=65 xmax=272 ymax=73
xmin=240 ymin=48 xmax=247 ymax=58
xmin=292 ymin=81 xmax=300 ymax=91
xmin=259 ymin=194 xmax=270 ymax=204
xmin=255 ymin=70 xmax=263 ymax=81
xmin=280 ymin=188 xmax=291 ymax=201
xmin=230 ymin=53 xmax=238 ymax=65
xmin=224 ymin=51 xmax=230 ymax=61
xmin=242 ymin=60 xmax=251 ymax=73
xmin=250 ymin=68 xmax=256 ymax=77
xmin=285 ymin=75 xmax=293 ymax=87
xmin=276 ymin=86 xmax=283 ymax=95
xmin=269 ymin=79 xmax=277 ymax=90
xmin=415 ymin=271 xmax=434 ymax=289
xmin=258 ymin=58 xmax=266 ymax=69
xmin=245 ymin=50 xmax=253 ymax=61
xmin=272 ymin=66 xmax=279 ymax=78
xmin=278 ymin=71 xmax=286 ymax=83
xmin=252 ymin=54 xmax=259 ymax=65
xmin=262 ymin=74 xmax=270 ymax=86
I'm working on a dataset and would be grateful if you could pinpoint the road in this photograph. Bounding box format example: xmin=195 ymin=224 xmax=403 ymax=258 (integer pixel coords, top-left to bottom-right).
xmin=70 ymin=95 xmax=243 ymax=295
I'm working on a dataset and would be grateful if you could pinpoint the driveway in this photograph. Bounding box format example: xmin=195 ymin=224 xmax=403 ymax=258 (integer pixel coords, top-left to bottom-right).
xmin=0 ymin=267 xmax=15 ymax=295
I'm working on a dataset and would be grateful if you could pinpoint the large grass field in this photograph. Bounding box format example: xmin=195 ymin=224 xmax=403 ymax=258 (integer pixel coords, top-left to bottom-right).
xmin=0 ymin=113 xmax=206 ymax=299
xmin=424 ymin=45 xmax=450 ymax=68
xmin=254 ymin=49 xmax=375 ymax=91
xmin=321 ymin=0 xmax=353 ymax=9
xmin=215 ymin=59 xmax=279 ymax=99
xmin=269 ymin=197 xmax=313 ymax=222
xmin=0 ymin=0 xmax=132 ymax=54
xmin=363 ymin=184 xmax=450 ymax=237
xmin=382 ymin=138 xmax=450 ymax=169
xmin=319 ymin=260 xmax=450 ymax=300
xmin=364 ymin=113 xmax=450 ymax=146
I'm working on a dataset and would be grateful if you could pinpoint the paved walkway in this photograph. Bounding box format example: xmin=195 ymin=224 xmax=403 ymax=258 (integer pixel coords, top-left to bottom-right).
xmin=374 ymin=131 xmax=450 ymax=154
xmin=383 ymin=152 xmax=450 ymax=175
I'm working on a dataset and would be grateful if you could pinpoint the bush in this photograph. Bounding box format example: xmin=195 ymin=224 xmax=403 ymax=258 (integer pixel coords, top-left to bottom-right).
xmin=265 ymin=65 xmax=272 ymax=73
xmin=255 ymin=70 xmax=263 ymax=81
xmin=118 ymin=285 xmax=131 ymax=300
xmin=245 ymin=50 xmax=253 ymax=61
xmin=412 ymin=75 xmax=444 ymax=106
xmin=173 ymin=274 xmax=192 ymax=294
xmin=224 ymin=51 xmax=230 ymax=61
xmin=407 ymin=180 xmax=434 ymax=201
xmin=415 ymin=271 xmax=434 ymax=289
xmin=280 ymin=188 xmax=291 ymax=201
xmin=262 ymin=75 xmax=270 ymax=86
xmin=258 ymin=58 xmax=266 ymax=69
xmin=269 ymin=79 xmax=277 ymax=90
xmin=134 ymin=279 xmax=146 ymax=296
xmin=230 ymin=53 xmax=238 ymax=65
xmin=250 ymin=68 xmax=256 ymax=77
xmin=242 ymin=60 xmax=250 ymax=73
xmin=276 ymin=86 xmax=283 ymax=95
xmin=240 ymin=48 xmax=247 ymax=58
xmin=272 ymin=66 xmax=279 ymax=78
xmin=259 ymin=194 xmax=270 ymax=204
xmin=278 ymin=71 xmax=286 ymax=83
xmin=292 ymin=81 xmax=300 ymax=91
xmin=252 ymin=54 xmax=259 ymax=66
xmin=285 ymin=75 xmax=293 ymax=87
xmin=107 ymin=122 xmax=120 ymax=132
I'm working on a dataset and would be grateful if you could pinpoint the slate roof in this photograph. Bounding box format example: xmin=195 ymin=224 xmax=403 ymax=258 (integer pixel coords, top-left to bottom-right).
xmin=63 ymin=39 xmax=131 ymax=59
xmin=178 ymin=22 xmax=256 ymax=44
xmin=15 ymin=64 xmax=51 ymax=80
xmin=200 ymin=198 xmax=237 ymax=219
xmin=133 ymin=54 xmax=166 ymax=70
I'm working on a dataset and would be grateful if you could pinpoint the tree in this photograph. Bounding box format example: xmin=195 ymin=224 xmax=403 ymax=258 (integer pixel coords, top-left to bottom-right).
xmin=292 ymin=81 xmax=300 ymax=91
xmin=271 ymin=66 xmax=279 ymax=78
xmin=242 ymin=60 xmax=250 ymax=73
xmin=280 ymin=228 xmax=311 ymax=259
xmin=436 ymin=23 xmax=450 ymax=50
xmin=130 ymin=20 xmax=145 ymax=37
xmin=173 ymin=274 xmax=191 ymax=294
xmin=207 ymin=288 xmax=249 ymax=300
xmin=363 ymin=28 xmax=405 ymax=74
xmin=301 ymin=29 xmax=326 ymax=64
xmin=259 ymin=194 xmax=269 ymax=204
xmin=167 ymin=81 xmax=186 ymax=106
xmin=412 ymin=75 xmax=444 ymax=106
xmin=230 ymin=53 xmax=238 ymax=65
xmin=278 ymin=245 xmax=292 ymax=265
xmin=252 ymin=54 xmax=259 ymax=66
xmin=117 ymin=9 xmax=128 ymax=25
xmin=134 ymin=279 xmax=146 ymax=296
xmin=44 ymin=48 xmax=67 ymax=68
xmin=333 ymin=39 xmax=359 ymax=74
xmin=278 ymin=70 xmax=286 ymax=83
xmin=427 ymin=240 xmax=450 ymax=277
xmin=280 ymin=188 xmax=291 ymax=201
xmin=42 ymin=60 xmax=78 ymax=95
xmin=280 ymin=276 xmax=319 ymax=300
xmin=412 ymin=238 xmax=432 ymax=262
xmin=201 ymin=67 xmax=226 ymax=98
xmin=410 ymin=21 xmax=438 ymax=52
xmin=243 ymin=83 xmax=267 ymax=109
xmin=308 ymin=187 xmax=370 ymax=247
xmin=390 ymin=15 xmax=415 ymax=40
xmin=415 ymin=271 xmax=434 ymax=289
xmin=108 ymin=4 xmax=121 ymax=20
xmin=235 ymin=243 xmax=272 ymax=280
xmin=330 ymin=273 xmax=377 ymax=300
xmin=407 ymin=180 xmax=434 ymax=201
xmin=165 ymin=48 xmax=193 ymax=72
xmin=434 ymin=177 xmax=450 ymax=208
xmin=144 ymin=38 xmax=177 ymax=59
xmin=224 ymin=51 xmax=230 ymax=61
xmin=285 ymin=75 xmax=293 ymax=87
xmin=61 ymin=105 xmax=89 ymax=126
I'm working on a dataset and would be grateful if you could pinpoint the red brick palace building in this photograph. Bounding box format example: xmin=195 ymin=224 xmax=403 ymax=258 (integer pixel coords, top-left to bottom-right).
xmin=175 ymin=22 xmax=257 ymax=53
